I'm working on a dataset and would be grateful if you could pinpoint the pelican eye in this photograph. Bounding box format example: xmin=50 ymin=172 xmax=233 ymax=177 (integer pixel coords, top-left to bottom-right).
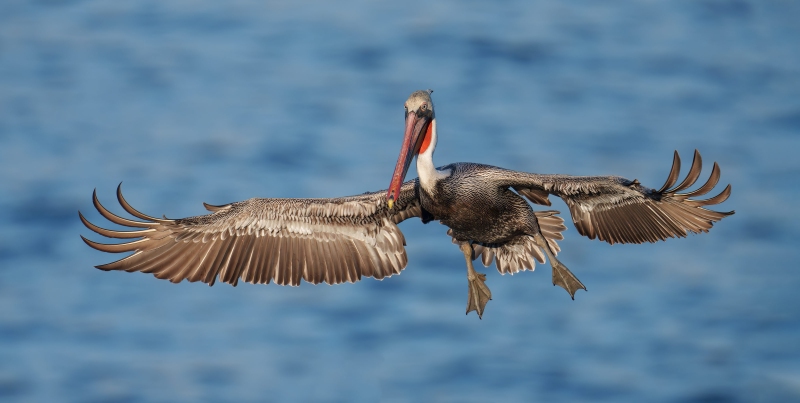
xmin=421 ymin=103 xmax=427 ymax=111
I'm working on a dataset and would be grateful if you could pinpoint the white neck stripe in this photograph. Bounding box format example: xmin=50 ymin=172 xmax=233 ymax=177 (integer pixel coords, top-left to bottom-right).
xmin=417 ymin=118 xmax=451 ymax=194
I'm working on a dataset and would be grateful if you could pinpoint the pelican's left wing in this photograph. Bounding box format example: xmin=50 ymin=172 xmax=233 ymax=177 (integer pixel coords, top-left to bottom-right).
xmin=492 ymin=150 xmax=734 ymax=244
xmin=80 ymin=181 xmax=421 ymax=286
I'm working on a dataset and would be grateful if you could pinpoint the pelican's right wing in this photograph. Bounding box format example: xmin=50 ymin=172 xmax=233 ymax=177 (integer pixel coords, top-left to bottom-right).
xmin=80 ymin=180 xmax=421 ymax=287
xmin=495 ymin=150 xmax=734 ymax=245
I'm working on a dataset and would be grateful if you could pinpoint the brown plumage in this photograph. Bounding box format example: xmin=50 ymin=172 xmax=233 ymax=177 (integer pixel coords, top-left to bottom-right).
xmin=81 ymin=89 xmax=734 ymax=318
xmin=81 ymin=181 xmax=421 ymax=287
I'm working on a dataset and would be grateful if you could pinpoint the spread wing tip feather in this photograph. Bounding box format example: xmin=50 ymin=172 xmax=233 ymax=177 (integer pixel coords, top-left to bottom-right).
xmin=116 ymin=184 xmax=171 ymax=224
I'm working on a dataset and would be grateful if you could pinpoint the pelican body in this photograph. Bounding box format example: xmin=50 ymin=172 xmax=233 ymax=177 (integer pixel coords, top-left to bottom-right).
xmin=81 ymin=90 xmax=733 ymax=318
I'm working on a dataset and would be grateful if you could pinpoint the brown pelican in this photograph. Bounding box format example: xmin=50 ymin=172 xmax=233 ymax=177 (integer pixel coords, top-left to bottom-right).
xmin=81 ymin=89 xmax=733 ymax=318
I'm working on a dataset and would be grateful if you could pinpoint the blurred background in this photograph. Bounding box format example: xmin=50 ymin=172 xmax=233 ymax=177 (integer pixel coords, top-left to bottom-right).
xmin=1 ymin=0 xmax=799 ymax=402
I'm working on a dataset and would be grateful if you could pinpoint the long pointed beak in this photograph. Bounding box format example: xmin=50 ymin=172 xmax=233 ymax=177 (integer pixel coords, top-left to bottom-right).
xmin=387 ymin=112 xmax=430 ymax=208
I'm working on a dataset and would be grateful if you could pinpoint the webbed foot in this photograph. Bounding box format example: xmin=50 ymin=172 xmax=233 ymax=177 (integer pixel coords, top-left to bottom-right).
xmin=532 ymin=233 xmax=587 ymax=299
xmin=459 ymin=241 xmax=493 ymax=319
xmin=466 ymin=271 xmax=492 ymax=319
xmin=552 ymin=260 xmax=586 ymax=299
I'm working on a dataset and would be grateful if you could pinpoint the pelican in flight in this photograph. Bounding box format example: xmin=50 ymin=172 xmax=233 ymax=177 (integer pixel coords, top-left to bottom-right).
xmin=81 ymin=90 xmax=733 ymax=318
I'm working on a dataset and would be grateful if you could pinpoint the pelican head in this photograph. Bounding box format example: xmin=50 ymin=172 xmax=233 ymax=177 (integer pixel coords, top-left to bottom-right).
xmin=387 ymin=89 xmax=435 ymax=208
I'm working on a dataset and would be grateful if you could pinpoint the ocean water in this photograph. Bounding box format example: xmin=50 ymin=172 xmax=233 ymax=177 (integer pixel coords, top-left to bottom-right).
xmin=1 ymin=1 xmax=799 ymax=402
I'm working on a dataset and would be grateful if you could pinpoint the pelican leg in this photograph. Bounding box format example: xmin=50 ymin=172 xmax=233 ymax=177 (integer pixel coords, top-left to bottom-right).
xmin=533 ymin=233 xmax=586 ymax=299
xmin=460 ymin=241 xmax=492 ymax=319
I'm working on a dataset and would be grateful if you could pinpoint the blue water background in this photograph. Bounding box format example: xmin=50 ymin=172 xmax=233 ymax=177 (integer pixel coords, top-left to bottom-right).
xmin=1 ymin=1 xmax=799 ymax=402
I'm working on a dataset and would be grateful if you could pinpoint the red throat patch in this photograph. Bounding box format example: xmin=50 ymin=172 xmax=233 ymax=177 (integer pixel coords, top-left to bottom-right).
xmin=419 ymin=122 xmax=433 ymax=154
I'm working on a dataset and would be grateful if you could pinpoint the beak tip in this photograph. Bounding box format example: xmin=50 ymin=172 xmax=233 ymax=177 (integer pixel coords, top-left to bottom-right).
xmin=387 ymin=198 xmax=394 ymax=209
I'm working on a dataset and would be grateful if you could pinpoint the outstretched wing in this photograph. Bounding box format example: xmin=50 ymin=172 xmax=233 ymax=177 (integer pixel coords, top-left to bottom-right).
xmin=499 ymin=150 xmax=734 ymax=244
xmin=80 ymin=180 xmax=421 ymax=286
